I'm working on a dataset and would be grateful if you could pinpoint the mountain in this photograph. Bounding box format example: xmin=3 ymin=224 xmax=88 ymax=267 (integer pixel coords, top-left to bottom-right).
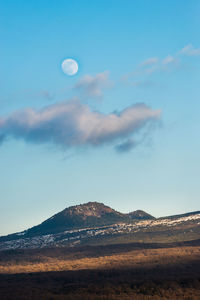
xmin=0 ymin=202 xmax=199 ymax=251
xmin=1 ymin=202 xmax=154 ymax=242
xmin=128 ymin=210 xmax=155 ymax=220
xmin=25 ymin=202 xmax=127 ymax=236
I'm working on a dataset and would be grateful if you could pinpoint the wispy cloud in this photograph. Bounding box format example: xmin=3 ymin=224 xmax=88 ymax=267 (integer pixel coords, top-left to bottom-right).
xmin=162 ymin=55 xmax=178 ymax=66
xmin=140 ymin=57 xmax=159 ymax=67
xmin=115 ymin=120 xmax=158 ymax=154
xmin=122 ymin=57 xmax=159 ymax=82
xmin=115 ymin=138 xmax=137 ymax=153
xmin=74 ymin=71 xmax=113 ymax=99
xmin=179 ymin=44 xmax=200 ymax=56
xmin=0 ymin=100 xmax=161 ymax=150
xmin=122 ymin=44 xmax=200 ymax=87
xmin=161 ymin=55 xmax=180 ymax=72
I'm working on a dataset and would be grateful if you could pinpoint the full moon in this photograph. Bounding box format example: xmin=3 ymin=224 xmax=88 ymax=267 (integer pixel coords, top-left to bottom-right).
xmin=61 ymin=58 xmax=78 ymax=76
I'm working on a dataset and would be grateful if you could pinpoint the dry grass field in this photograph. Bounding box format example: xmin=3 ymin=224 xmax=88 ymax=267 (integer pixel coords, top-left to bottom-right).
xmin=0 ymin=241 xmax=200 ymax=299
xmin=0 ymin=245 xmax=200 ymax=274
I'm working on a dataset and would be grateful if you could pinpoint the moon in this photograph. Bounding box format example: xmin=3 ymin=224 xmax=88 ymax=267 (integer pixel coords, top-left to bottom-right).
xmin=61 ymin=58 xmax=78 ymax=76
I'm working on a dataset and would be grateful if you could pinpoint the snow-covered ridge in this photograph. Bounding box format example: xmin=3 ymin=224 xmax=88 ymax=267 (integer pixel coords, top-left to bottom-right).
xmin=0 ymin=213 xmax=199 ymax=251
xmin=138 ymin=213 xmax=200 ymax=227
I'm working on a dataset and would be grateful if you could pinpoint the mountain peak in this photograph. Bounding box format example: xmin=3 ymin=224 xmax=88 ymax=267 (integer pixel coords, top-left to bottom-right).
xmin=63 ymin=202 xmax=117 ymax=218
xmin=23 ymin=201 xmax=125 ymax=237
xmin=0 ymin=202 xmax=155 ymax=243
xmin=128 ymin=210 xmax=155 ymax=220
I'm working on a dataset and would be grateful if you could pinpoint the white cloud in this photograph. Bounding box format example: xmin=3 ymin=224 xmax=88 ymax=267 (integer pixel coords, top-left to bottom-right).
xmin=162 ymin=55 xmax=177 ymax=65
xmin=122 ymin=50 xmax=183 ymax=86
xmin=140 ymin=57 xmax=159 ymax=67
xmin=74 ymin=71 xmax=113 ymax=98
xmin=161 ymin=55 xmax=180 ymax=71
xmin=0 ymin=100 xmax=161 ymax=149
xmin=179 ymin=44 xmax=200 ymax=56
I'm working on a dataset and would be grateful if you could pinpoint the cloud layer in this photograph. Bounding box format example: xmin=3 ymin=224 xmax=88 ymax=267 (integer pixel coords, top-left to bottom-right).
xmin=0 ymin=100 xmax=161 ymax=150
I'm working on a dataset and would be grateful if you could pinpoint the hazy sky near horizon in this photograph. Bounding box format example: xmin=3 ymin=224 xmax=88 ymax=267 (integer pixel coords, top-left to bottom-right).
xmin=0 ymin=0 xmax=200 ymax=235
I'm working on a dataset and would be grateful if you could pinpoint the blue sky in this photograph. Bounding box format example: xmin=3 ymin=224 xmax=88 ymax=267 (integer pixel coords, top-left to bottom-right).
xmin=0 ymin=0 xmax=200 ymax=235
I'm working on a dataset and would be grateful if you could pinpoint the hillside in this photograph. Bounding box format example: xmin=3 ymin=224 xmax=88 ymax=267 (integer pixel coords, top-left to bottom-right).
xmin=24 ymin=202 xmax=127 ymax=236
xmin=0 ymin=202 xmax=153 ymax=242
xmin=0 ymin=241 xmax=200 ymax=299
xmin=0 ymin=202 xmax=199 ymax=251
xmin=128 ymin=210 xmax=155 ymax=220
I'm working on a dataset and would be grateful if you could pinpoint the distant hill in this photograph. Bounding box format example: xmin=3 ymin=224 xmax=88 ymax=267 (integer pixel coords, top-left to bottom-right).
xmin=0 ymin=202 xmax=154 ymax=242
xmin=159 ymin=211 xmax=200 ymax=220
xmin=26 ymin=202 xmax=127 ymax=236
xmin=0 ymin=202 xmax=199 ymax=250
xmin=128 ymin=210 xmax=155 ymax=220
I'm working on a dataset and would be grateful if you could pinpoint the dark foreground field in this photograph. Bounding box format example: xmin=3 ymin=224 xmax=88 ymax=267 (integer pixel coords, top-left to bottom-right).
xmin=0 ymin=240 xmax=200 ymax=299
